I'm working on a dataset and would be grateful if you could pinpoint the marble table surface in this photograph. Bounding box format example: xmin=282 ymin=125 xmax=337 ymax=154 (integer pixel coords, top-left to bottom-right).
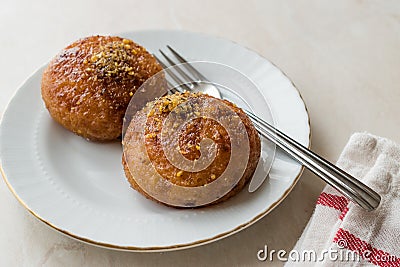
xmin=1 ymin=0 xmax=399 ymax=266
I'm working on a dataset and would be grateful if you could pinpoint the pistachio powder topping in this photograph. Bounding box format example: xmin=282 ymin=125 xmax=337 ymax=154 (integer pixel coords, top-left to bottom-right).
xmin=85 ymin=39 xmax=139 ymax=81
xmin=146 ymin=91 xmax=204 ymax=117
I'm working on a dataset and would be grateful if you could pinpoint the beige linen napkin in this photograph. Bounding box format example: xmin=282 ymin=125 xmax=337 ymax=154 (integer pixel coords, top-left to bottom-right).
xmin=286 ymin=133 xmax=400 ymax=266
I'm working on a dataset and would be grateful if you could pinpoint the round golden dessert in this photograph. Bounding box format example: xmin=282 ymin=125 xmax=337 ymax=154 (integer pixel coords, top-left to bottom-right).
xmin=122 ymin=91 xmax=261 ymax=207
xmin=41 ymin=35 xmax=162 ymax=141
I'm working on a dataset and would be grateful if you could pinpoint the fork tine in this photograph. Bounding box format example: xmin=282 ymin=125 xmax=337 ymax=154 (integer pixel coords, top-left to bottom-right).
xmin=166 ymin=81 xmax=181 ymax=93
xmin=159 ymin=50 xmax=196 ymax=83
xmin=166 ymin=45 xmax=207 ymax=81
xmin=153 ymin=54 xmax=168 ymax=69
xmin=153 ymin=54 xmax=192 ymax=92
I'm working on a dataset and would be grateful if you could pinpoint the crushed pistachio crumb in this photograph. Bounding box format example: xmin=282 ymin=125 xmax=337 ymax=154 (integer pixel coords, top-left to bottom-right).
xmin=85 ymin=39 xmax=136 ymax=82
xmin=145 ymin=133 xmax=157 ymax=139
xmin=176 ymin=170 xmax=184 ymax=177
xmin=147 ymin=109 xmax=155 ymax=117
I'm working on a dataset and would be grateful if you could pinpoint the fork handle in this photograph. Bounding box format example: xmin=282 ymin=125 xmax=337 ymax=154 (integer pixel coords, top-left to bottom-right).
xmin=245 ymin=110 xmax=381 ymax=211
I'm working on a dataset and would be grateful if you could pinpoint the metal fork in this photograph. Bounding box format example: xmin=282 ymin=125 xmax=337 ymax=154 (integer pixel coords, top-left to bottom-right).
xmin=154 ymin=46 xmax=381 ymax=211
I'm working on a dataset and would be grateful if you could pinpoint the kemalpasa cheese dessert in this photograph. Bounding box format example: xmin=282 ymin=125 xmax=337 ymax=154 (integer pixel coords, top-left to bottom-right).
xmin=122 ymin=91 xmax=261 ymax=207
xmin=41 ymin=35 xmax=162 ymax=141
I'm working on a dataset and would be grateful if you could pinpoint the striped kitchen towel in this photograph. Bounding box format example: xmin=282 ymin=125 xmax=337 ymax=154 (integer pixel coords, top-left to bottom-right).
xmin=286 ymin=133 xmax=400 ymax=266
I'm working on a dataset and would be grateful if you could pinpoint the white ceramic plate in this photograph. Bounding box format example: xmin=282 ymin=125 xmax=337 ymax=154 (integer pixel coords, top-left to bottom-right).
xmin=0 ymin=30 xmax=310 ymax=251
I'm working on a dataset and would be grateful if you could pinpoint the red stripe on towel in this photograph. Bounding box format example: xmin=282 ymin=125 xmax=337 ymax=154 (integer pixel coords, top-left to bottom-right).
xmin=316 ymin=192 xmax=349 ymax=213
xmin=339 ymin=206 xmax=349 ymax=220
xmin=333 ymin=228 xmax=400 ymax=266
